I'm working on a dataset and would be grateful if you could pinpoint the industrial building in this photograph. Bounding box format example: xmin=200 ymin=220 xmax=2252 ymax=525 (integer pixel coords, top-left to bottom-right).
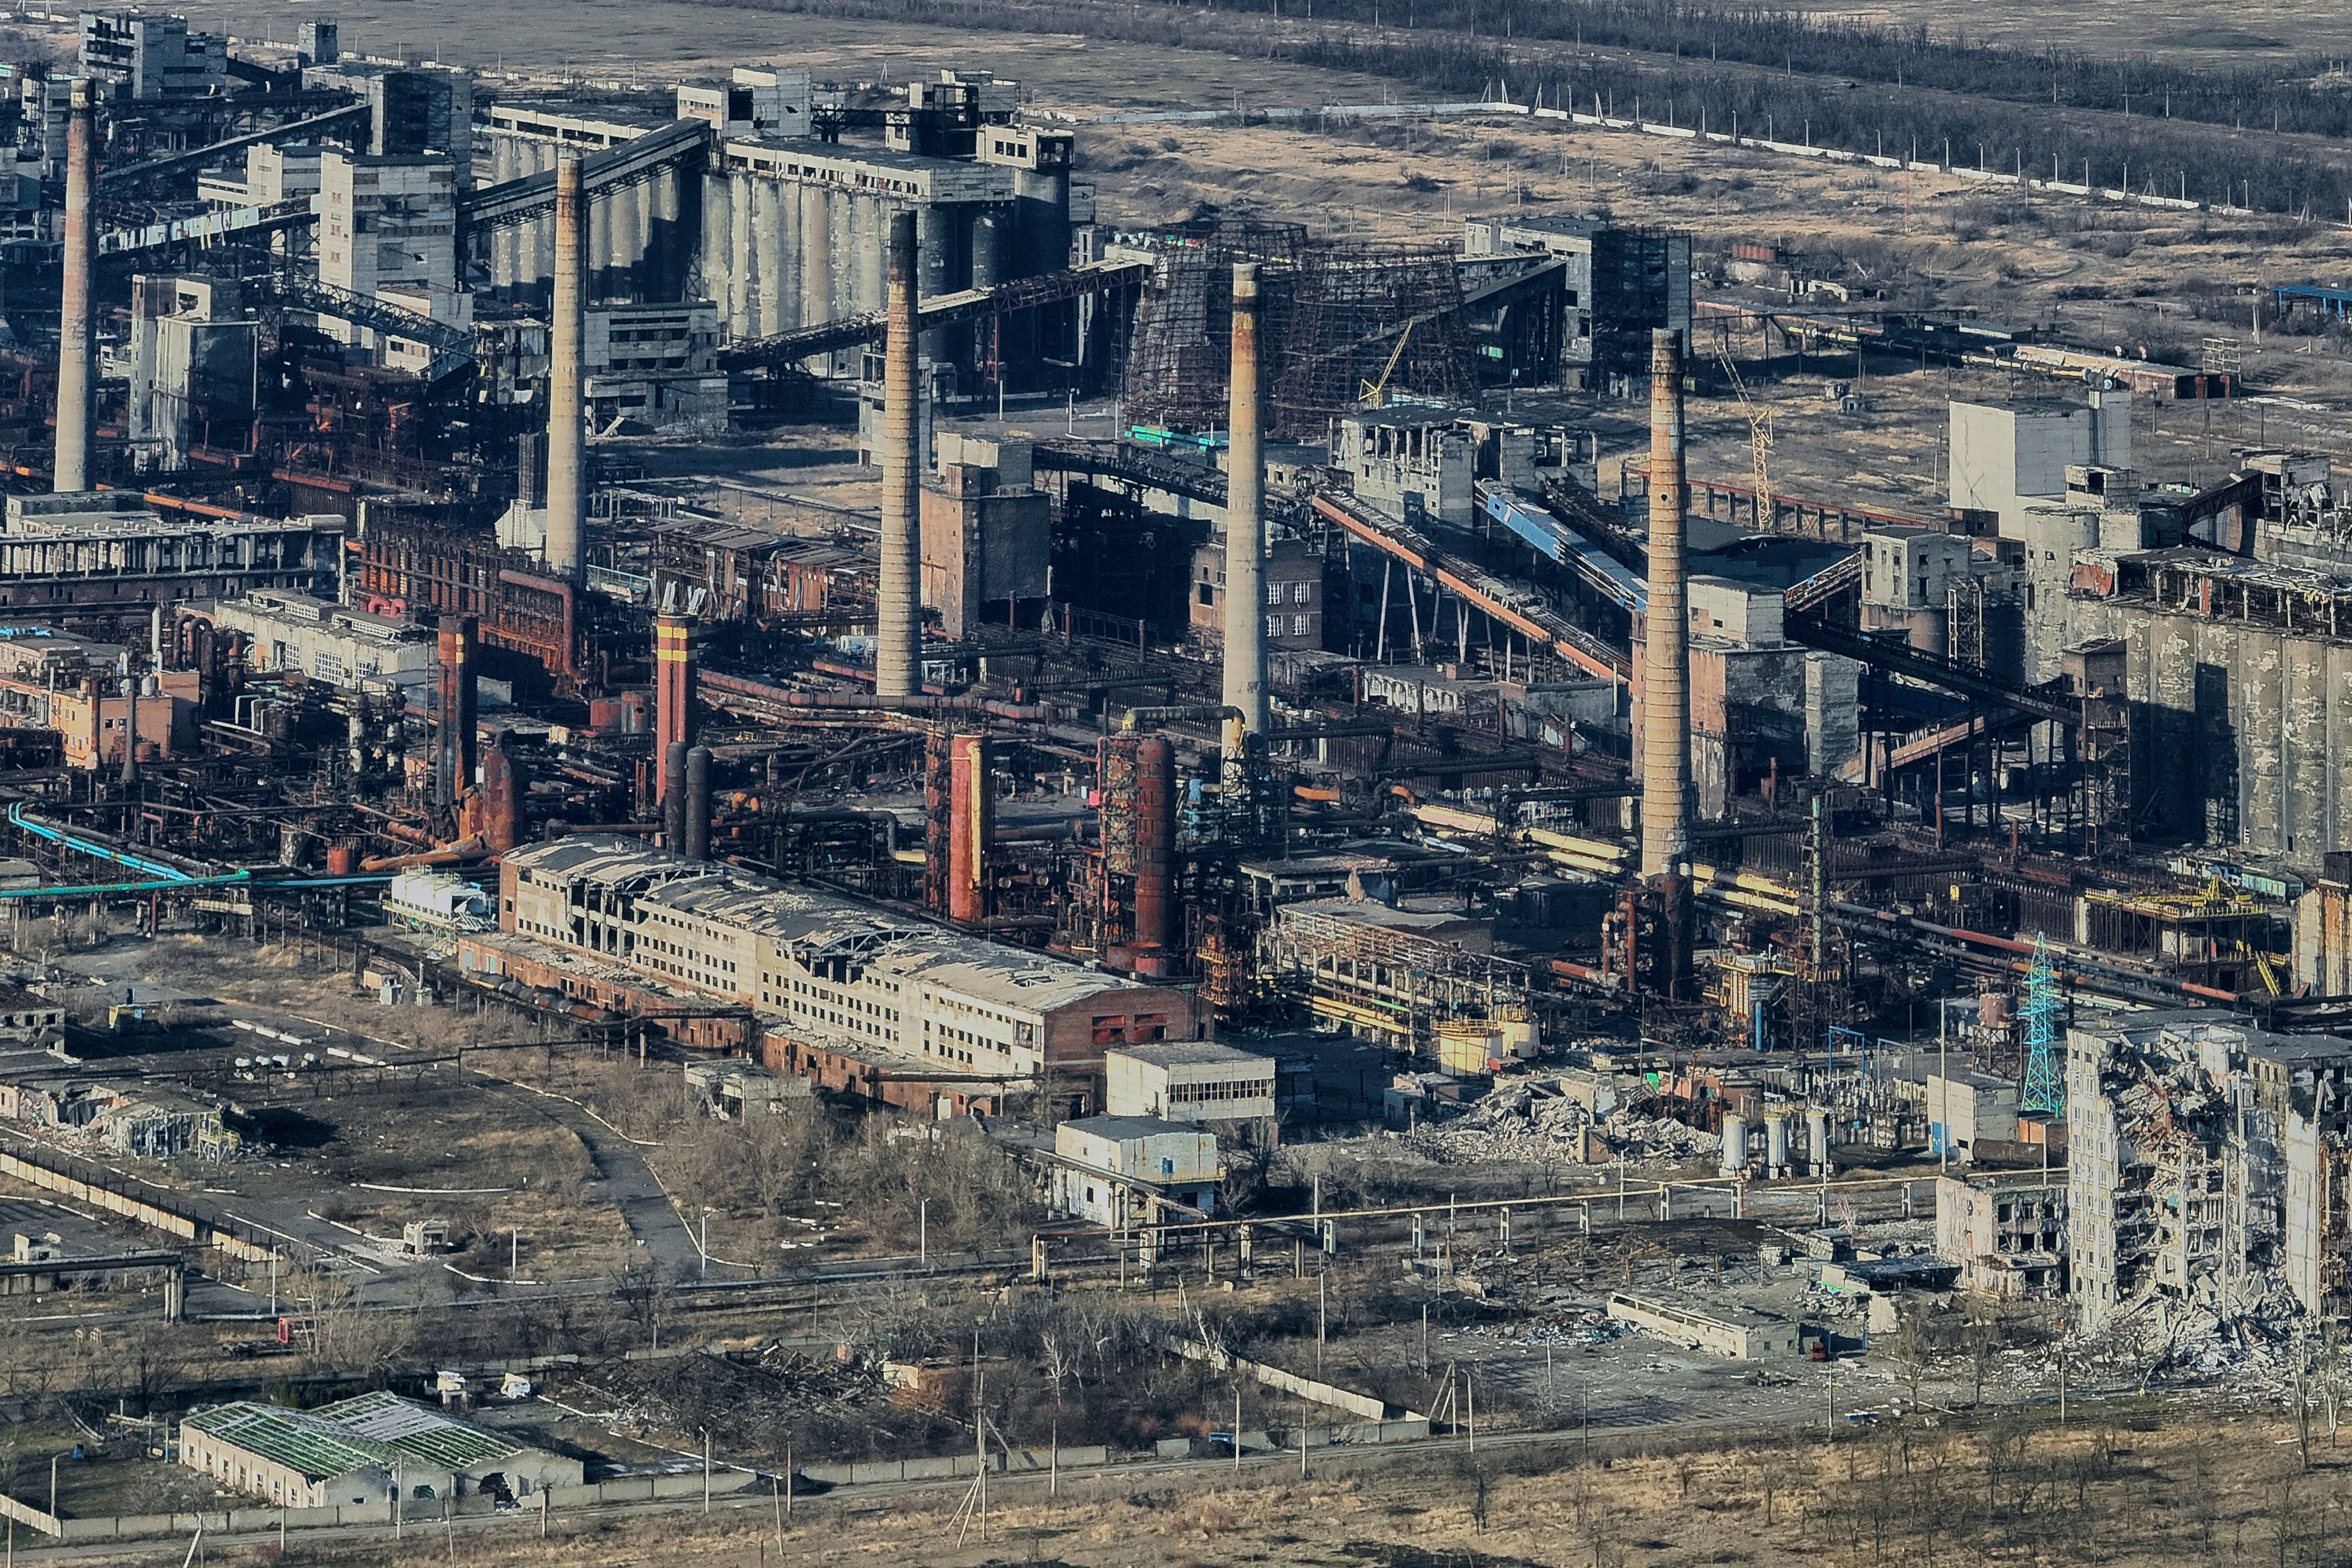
xmin=1935 ymin=1171 xmax=2068 ymax=1297
xmin=181 ymin=1392 xmax=582 ymax=1508
xmin=1050 ymin=1115 xmax=1222 ymax=1226
xmin=1104 ymin=1041 xmax=1278 ymax=1146
xmin=479 ymin=836 xmax=1199 ymax=1112
xmin=1462 ymin=216 xmax=1693 ymax=394
xmin=4 ymin=7 xmax=2352 ymax=1457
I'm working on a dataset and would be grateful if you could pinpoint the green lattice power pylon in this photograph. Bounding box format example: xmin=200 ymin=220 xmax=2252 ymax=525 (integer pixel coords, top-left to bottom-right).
xmin=2021 ymin=934 xmax=2064 ymax=1116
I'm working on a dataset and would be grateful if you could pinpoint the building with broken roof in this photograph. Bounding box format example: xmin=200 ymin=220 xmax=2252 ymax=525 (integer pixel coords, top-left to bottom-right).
xmin=180 ymin=1390 xmax=582 ymax=1509
xmin=2065 ymin=1009 xmax=2352 ymax=1330
xmin=1105 ymin=1041 xmax=1277 ymax=1147
xmin=1935 ymin=1171 xmax=2067 ymax=1298
xmin=483 ymin=835 xmax=1198 ymax=1116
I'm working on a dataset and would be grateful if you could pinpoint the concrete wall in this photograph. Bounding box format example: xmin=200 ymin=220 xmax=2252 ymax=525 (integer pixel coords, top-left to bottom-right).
xmin=2016 ymin=506 xmax=2101 ymax=683
xmin=1950 ymin=396 xmax=2132 ymax=534
xmin=2072 ymin=595 xmax=2352 ymax=872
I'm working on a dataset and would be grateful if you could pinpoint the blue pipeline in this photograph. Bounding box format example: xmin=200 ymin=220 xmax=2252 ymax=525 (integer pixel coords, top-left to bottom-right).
xmin=0 ymin=871 xmax=395 ymax=901
xmin=7 ymin=801 xmax=198 ymax=884
xmin=0 ymin=870 xmax=247 ymax=900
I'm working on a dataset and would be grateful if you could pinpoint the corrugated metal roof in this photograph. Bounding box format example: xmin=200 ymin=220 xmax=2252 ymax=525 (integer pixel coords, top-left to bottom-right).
xmin=182 ymin=1393 xmax=525 ymax=1480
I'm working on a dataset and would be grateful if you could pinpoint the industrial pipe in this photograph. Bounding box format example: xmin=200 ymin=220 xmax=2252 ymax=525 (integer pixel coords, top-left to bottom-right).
xmin=696 ymin=668 xmax=1042 ymax=720
xmin=1119 ymin=704 xmax=1242 ymax=733
xmin=682 ymin=745 xmax=713 ymax=861
xmin=54 ymin=79 xmax=95 ymax=493
xmin=946 ymin=733 xmax=991 ymax=923
xmin=1221 ymin=262 xmax=1268 ymax=759
xmin=544 ymin=153 xmax=586 ymax=579
xmin=360 ymin=834 xmax=486 ymax=873
xmin=876 ymin=210 xmax=923 ymax=699
xmin=653 ymin=613 xmax=692 ymax=789
xmin=436 ymin=615 xmax=477 ymax=808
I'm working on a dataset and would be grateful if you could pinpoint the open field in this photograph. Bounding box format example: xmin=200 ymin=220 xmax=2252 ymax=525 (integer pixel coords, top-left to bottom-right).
xmin=19 ymin=1400 xmax=2352 ymax=1568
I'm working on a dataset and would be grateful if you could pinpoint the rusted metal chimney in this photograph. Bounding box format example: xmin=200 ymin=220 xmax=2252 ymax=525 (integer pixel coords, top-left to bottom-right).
xmin=662 ymin=740 xmax=689 ymax=851
xmin=1221 ymin=262 xmax=1268 ymax=759
xmin=876 ymin=210 xmax=922 ymax=699
xmin=1639 ymin=329 xmax=1693 ymax=881
xmin=544 ymin=153 xmax=586 ymax=579
xmin=436 ymin=616 xmax=477 ymax=808
xmin=54 ymin=79 xmax=95 ymax=493
xmin=946 ymin=733 xmax=991 ymax=923
xmin=1132 ymin=735 xmax=1177 ymax=965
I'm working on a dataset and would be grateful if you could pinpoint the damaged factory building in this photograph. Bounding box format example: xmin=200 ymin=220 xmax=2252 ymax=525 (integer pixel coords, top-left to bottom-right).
xmin=2066 ymin=1010 xmax=2352 ymax=1329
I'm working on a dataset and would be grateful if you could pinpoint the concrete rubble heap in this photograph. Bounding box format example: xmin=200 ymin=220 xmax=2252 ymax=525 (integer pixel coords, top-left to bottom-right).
xmin=1403 ymin=1077 xmax=1723 ymax=1165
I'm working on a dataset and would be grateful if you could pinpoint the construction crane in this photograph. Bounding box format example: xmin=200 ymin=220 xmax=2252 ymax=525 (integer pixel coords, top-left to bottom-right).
xmin=1359 ymin=321 xmax=1416 ymax=409
xmin=1715 ymin=329 xmax=1774 ymax=531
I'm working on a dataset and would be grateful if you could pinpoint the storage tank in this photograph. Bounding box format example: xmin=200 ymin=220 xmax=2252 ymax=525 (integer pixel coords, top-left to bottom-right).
xmin=1492 ymin=1007 xmax=1541 ymax=1061
xmin=1720 ymin=1113 xmax=1750 ymax=1176
xmin=1435 ymin=1022 xmax=1501 ymax=1077
xmin=1763 ymin=1107 xmax=1790 ymax=1176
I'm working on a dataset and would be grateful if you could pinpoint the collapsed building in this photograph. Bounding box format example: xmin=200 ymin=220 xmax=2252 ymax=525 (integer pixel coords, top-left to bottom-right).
xmin=2066 ymin=1010 xmax=2352 ymax=1328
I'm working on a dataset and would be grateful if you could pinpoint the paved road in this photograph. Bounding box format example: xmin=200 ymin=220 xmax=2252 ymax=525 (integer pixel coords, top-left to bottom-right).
xmin=469 ymin=1072 xmax=706 ymax=1280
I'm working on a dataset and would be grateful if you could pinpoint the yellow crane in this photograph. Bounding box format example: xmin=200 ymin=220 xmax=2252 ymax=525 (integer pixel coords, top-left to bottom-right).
xmin=1359 ymin=321 xmax=1416 ymax=408
xmin=1715 ymin=328 xmax=1774 ymax=530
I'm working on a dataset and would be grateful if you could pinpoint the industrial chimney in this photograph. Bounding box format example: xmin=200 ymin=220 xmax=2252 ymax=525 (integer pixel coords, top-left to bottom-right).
xmin=652 ymin=613 xmax=691 ymax=800
xmin=1132 ymin=736 xmax=1177 ymax=967
xmin=662 ymin=740 xmax=689 ymax=851
xmin=54 ymin=79 xmax=95 ymax=493
xmin=682 ymin=745 xmax=713 ymax=861
xmin=1221 ymin=262 xmax=1268 ymax=758
xmin=875 ymin=210 xmax=922 ymax=699
xmin=1639 ymin=329 xmax=1693 ymax=881
xmin=544 ymin=153 xmax=586 ymax=579
xmin=436 ymin=616 xmax=478 ymax=808
xmin=946 ymin=733 xmax=992 ymax=923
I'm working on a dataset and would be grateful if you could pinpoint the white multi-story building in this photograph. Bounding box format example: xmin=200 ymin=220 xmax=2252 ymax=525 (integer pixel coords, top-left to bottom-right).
xmin=1105 ymin=1042 xmax=1277 ymax=1146
xmin=317 ymin=151 xmax=466 ymax=362
xmin=487 ymin=837 xmax=1197 ymax=1107
xmin=2066 ymin=1009 xmax=2352 ymax=1328
xmin=204 ymin=589 xmax=436 ymax=694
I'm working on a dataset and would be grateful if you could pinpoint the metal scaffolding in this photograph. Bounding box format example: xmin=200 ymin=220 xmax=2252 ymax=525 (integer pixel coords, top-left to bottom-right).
xmin=1259 ymin=904 xmax=1532 ymax=1051
xmin=1120 ymin=219 xmax=1306 ymax=432
xmin=1271 ymin=242 xmax=1479 ymax=437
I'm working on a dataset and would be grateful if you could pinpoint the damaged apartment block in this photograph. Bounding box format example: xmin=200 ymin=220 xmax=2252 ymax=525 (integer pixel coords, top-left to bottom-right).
xmin=2067 ymin=1009 xmax=2352 ymax=1330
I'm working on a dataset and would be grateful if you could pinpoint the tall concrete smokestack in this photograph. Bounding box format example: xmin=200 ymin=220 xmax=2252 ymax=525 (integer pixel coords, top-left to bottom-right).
xmin=1221 ymin=262 xmax=1268 ymax=758
xmin=544 ymin=153 xmax=586 ymax=579
xmin=875 ymin=210 xmax=922 ymax=699
xmin=1639 ymin=329 xmax=1693 ymax=881
xmin=54 ymin=79 xmax=95 ymax=494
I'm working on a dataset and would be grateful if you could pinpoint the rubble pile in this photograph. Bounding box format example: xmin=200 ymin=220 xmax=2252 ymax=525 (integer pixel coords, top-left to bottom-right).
xmin=556 ymin=1343 xmax=914 ymax=1460
xmin=1402 ymin=1078 xmax=1722 ymax=1166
